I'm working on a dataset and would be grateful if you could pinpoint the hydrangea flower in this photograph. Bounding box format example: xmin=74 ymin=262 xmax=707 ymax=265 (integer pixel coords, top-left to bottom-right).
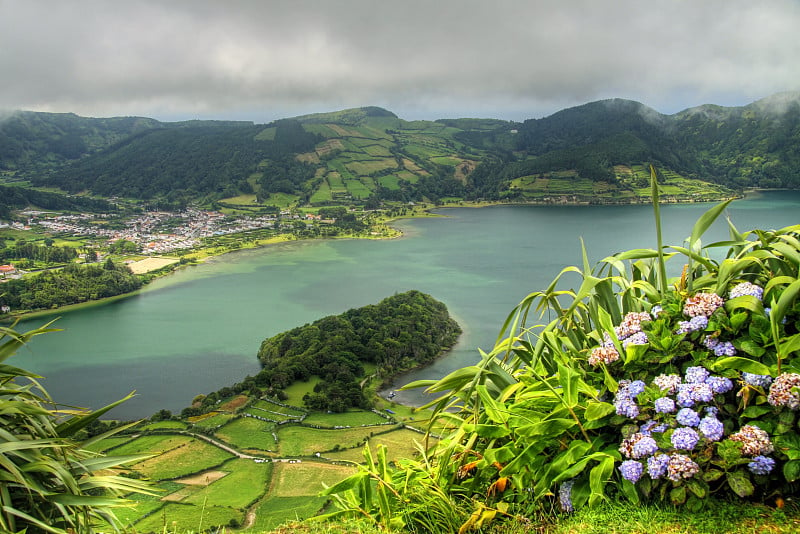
xmin=588 ymin=345 xmax=620 ymax=366
xmin=671 ymin=427 xmax=700 ymax=451
xmin=698 ymin=416 xmax=724 ymax=441
xmin=742 ymin=373 xmax=772 ymax=388
xmin=654 ymin=397 xmax=676 ymax=414
xmin=683 ymin=293 xmax=724 ymax=318
xmin=676 ymin=315 xmax=708 ymax=334
xmin=558 ymin=479 xmax=575 ymax=512
xmin=615 ymin=311 xmax=652 ymax=339
xmin=685 ymin=366 xmax=710 ymax=384
xmin=729 ymin=425 xmax=774 ymax=456
xmin=627 ymin=380 xmax=646 ymax=398
xmin=704 ymin=337 xmax=737 ymax=356
xmin=729 ymin=282 xmax=764 ymax=301
xmin=706 ymin=376 xmax=733 ymax=394
xmin=640 ymin=419 xmax=667 ymax=435
xmin=647 ymin=453 xmax=669 ymax=479
xmin=748 ymin=455 xmax=775 ymax=475
xmin=650 ymin=305 xmax=663 ymax=316
xmin=666 ymin=453 xmax=700 ymax=482
xmin=653 ymin=374 xmax=681 ymax=394
xmin=619 ymin=460 xmax=644 ymax=482
xmin=676 ymin=408 xmax=700 ymax=427
xmin=622 ymin=331 xmax=649 ymax=348
xmin=620 ymin=433 xmax=658 ymax=459
xmin=767 ymin=373 xmax=800 ymax=410
xmin=676 ymin=382 xmax=713 ymax=407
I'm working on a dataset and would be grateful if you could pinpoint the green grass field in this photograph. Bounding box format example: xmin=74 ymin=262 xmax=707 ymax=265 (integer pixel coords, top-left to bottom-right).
xmin=184 ymin=458 xmax=272 ymax=508
xmin=132 ymin=438 xmax=234 ymax=480
xmin=246 ymin=495 xmax=329 ymax=532
xmin=138 ymin=420 xmax=189 ymax=431
xmin=215 ymin=417 xmax=277 ymax=450
xmin=302 ymin=410 xmax=389 ymax=427
xmin=283 ymin=378 xmax=321 ymax=406
xmin=131 ymin=502 xmax=239 ymax=533
xmin=322 ymin=428 xmax=428 ymax=463
xmin=106 ymin=434 xmax=192 ymax=456
xmin=276 ymin=425 xmax=389 ymax=456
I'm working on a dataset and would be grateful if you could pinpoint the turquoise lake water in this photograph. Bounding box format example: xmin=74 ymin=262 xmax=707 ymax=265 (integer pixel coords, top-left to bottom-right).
xmin=17 ymin=191 xmax=800 ymax=418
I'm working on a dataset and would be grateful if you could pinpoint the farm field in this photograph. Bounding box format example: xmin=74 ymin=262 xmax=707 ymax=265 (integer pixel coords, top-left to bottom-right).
xmin=214 ymin=416 xmax=277 ymax=451
xmin=276 ymin=424 xmax=390 ymax=456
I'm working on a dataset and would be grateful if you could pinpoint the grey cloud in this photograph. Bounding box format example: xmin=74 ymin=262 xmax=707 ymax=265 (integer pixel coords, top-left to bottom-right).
xmin=1 ymin=0 xmax=798 ymax=122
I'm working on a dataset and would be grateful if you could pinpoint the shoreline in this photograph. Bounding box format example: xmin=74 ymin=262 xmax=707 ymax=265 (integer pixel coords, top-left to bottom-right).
xmin=0 ymin=191 xmax=760 ymax=322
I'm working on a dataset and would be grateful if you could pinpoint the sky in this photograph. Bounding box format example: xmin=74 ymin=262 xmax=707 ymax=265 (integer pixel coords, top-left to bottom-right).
xmin=1 ymin=0 xmax=799 ymax=124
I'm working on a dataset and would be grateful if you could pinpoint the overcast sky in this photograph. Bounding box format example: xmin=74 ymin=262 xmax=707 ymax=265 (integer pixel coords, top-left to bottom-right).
xmin=1 ymin=0 xmax=799 ymax=124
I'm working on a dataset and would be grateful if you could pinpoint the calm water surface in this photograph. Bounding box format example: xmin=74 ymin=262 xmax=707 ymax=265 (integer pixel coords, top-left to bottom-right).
xmin=18 ymin=191 xmax=800 ymax=418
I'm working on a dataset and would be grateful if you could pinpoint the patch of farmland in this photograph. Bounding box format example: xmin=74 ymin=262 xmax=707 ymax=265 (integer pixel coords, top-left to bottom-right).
xmin=133 ymin=503 xmax=238 ymax=533
xmin=184 ymin=458 xmax=272 ymax=508
xmin=323 ymin=428 xmax=430 ymax=464
xmin=249 ymin=495 xmax=328 ymax=532
xmin=345 ymin=158 xmax=397 ymax=175
xmin=377 ymin=175 xmax=400 ymax=189
xmin=215 ymin=417 xmax=277 ymax=451
xmin=133 ymin=438 xmax=234 ymax=480
xmin=269 ymin=461 xmax=356 ymax=497
xmin=303 ymin=410 xmax=390 ymax=428
xmin=108 ymin=434 xmax=192 ymax=456
xmin=276 ymin=425 xmax=385 ymax=456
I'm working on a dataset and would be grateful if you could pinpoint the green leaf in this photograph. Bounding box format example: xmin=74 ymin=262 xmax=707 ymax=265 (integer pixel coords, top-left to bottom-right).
xmin=476 ymin=384 xmax=509 ymax=424
xmin=584 ymin=401 xmax=615 ymax=421
xmin=702 ymin=469 xmax=724 ymax=482
xmin=685 ymin=478 xmax=708 ymax=498
xmin=475 ymin=424 xmax=511 ymax=439
xmin=711 ymin=357 xmax=770 ymax=375
xmin=741 ymin=405 xmax=772 ymax=418
xmin=670 ymin=485 xmax=687 ymax=505
xmin=726 ymin=471 xmax=754 ymax=497
xmin=691 ymin=199 xmax=734 ymax=250
xmin=783 ymin=459 xmax=800 ymax=482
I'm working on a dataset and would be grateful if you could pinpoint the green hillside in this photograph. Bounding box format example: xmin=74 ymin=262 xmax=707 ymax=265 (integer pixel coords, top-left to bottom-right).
xmin=2 ymin=93 xmax=800 ymax=211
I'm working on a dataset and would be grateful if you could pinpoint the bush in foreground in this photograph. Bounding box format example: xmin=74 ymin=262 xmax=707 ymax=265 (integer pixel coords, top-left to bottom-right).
xmin=321 ymin=168 xmax=800 ymax=531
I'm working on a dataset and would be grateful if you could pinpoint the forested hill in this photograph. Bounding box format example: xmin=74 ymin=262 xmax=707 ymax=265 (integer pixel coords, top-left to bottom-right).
xmin=2 ymin=92 xmax=799 ymax=207
xmin=255 ymin=290 xmax=461 ymax=412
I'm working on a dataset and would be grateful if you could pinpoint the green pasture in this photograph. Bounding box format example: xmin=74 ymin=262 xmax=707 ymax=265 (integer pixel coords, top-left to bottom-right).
xmin=345 ymin=178 xmax=372 ymax=199
xmin=254 ymin=127 xmax=276 ymax=141
xmin=322 ymin=428 xmax=427 ymax=464
xmin=138 ymin=420 xmax=188 ymax=431
xmin=184 ymin=458 xmax=272 ymax=508
xmin=302 ymin=409 xmax=389 ymax=428
xmin=345 ymin=158 xmax=397 ymax=176
xmin=215 ymin=417 xmax=277 ymax=451
xmin=108 ymin=434 xmax=192 ymax=456
xmin=283 ymin=377 xmax=321 ymax=406
xmin=262 ymin=192 xmax=299 ymax=209
xmin=276 ymin=425 xmax=384 ymax=456
xmin=270 ymin=461 xmax=356 ymax=497
xmin=353 ymin=124 xmax=394 ymax=139
xmin=430 ymin=156 xmax=463 ymax=167
xmin=376 ymin=175 xmax=400 ymax=190
xmin=132 ymin=502 xmax=239 ymax=533
xmin=327 ymin=172 xmax=346 ymax=191
xmin=132 ymin=438 xmax=234 ymax=480
xmin=246 ymin=495 xmax=329 ymax=532
xmin=397 ymin=168 xmax=423 ymax=182
xmin=402 ymin=142 xmax=447 ymax=160
xmin=219 ymin=193 xmax=259 ymax=205
xmin=191 ymin=412 xmax=235 ymax=429
xmin=310 ymin=180 xmax=333 ymax=203
xmin=252 ymin=398 xmax=306 ymax=416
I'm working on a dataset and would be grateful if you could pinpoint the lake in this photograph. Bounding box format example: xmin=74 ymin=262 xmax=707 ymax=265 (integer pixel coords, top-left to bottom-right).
xmin=17 ymin=191 xmax=800 ymax=419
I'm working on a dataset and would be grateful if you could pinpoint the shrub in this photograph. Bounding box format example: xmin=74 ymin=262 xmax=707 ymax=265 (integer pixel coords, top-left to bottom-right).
xmin=322 ymin=167 xmax=800 ymax=530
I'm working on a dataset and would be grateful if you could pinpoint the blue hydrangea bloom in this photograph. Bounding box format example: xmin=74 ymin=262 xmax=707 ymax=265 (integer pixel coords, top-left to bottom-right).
xmin=677 ymin=383 xmax=713 ymax=406
xmin=706 ymin=376 xmax=733 ymax=394
xmin=729 ymin=282 xmax=764 ymax=301
xmin=742 ymin=372 xmax=772 ymax=388
xmin=671 ymin=427 xmax=700 ymax=451
xmin=619 ymin=460 xmax=644 ymax=483
xmin=628 ymin=380 xmax=646 ymax=398
xmin=748 ymin=455 xmax=775 ymax=475
xmin=676 ymin=315 xmax=708 ymax=334
xmin=698 ymin=416 xmax=724 ymax=441
xmin=623 ymin=331 xmax=649 ymax=348
xmin=654 ymin=397 xmax=676 ymax=414
xmin=631 ymin=436 xmax=659 ymax=459
xmin=647 ymin=454 xmax=669 ymax=479
xmin=676 ymin=408 xmax=700 ymax=427
xmin=685 ymin=366 xmax=710 ymax=384
xmin=558 ymin=479 xmax=575 ymax=512
xmin=615 ymin=398 xmax=639 ymax=418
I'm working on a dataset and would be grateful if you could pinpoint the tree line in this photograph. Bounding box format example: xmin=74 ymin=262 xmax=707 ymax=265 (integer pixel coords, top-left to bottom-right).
xmin=0 ymin=259 xmax=142 ymax=312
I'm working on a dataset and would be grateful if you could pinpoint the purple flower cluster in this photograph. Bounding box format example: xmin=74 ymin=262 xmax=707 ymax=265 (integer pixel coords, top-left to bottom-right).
xmin=748 ymin=455 xmax=776 ymax=475
xmin=704 ymin=337 xmax=737 ymax=357
xmin=676 ymin=315 xmax=708 ymax=334
xmin=613 ymin=380 xmax=645 ymax=417
xmin=729 ymin=282 xmax=764 ymax=301
xmin=742 ymin=373 xmax=772 ymax=388
xmin=671 ymin=427 xmax=700 ymax=450
xmin=558 ymin=479 xmax=575 ymax=512
xmin=676 ymin=408 xmax=700 ymax=427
